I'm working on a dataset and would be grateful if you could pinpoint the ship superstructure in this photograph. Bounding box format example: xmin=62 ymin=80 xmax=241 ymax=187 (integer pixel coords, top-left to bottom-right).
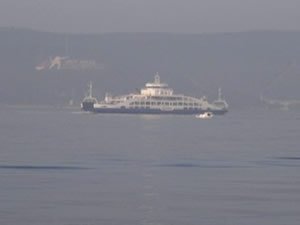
xmin=81 ymin=73 xmax=228 ymax=115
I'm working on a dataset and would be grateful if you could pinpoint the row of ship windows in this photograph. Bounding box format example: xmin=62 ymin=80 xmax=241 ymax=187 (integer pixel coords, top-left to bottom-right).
xmin=129 ymin=96 xmax=196 ymax=101
xmin=128 ymin=106 xmax=205 ymax=110
xmin=129 ymin=101 xmax=201 ymax=106
xmin=149 ymin=96 xmax=182 ymax=101
xmin=146 ymin=96 xmax=190 ymax=101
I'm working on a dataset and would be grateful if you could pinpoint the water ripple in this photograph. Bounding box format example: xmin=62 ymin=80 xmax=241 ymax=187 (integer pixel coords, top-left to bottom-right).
xmin=275 ymin=157 xmax=300 ymax=160
xmin=0 ymin=165 xmax=88 ymax=170
xmin=255 ymin=157 xmax=300 ymax=168
xmin=157 ymin=162 xmax=248 ymax=169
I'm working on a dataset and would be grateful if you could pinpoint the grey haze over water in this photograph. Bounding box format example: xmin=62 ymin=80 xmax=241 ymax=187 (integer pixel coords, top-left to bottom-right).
xmin=1 ymin=28 xmax=300 ymax=108
xmin=1 ymin=1 xmax=300 ymax=107
xmin=2 ymin=0 xmax=300 ymax=33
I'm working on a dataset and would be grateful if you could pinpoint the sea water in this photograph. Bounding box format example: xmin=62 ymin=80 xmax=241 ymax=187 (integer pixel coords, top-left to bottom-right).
xmin=0 ymin=106 xmax=300 ymax=225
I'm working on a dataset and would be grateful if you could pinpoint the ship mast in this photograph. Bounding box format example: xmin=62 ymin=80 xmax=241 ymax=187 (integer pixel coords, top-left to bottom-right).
xmin=64 ymin=33 xmax=70 ymax=57
xmin=154 ymin=72 xmax=160 ymax=84
xmin=88 ymin=81 xmax=93 ymax=98
xmin=218 ymin=88 xmax=222 ymax=100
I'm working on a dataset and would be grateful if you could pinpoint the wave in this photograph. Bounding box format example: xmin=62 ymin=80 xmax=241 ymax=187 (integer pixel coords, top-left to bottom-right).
xmin=0 ymin=165 xmax=88 ymax=170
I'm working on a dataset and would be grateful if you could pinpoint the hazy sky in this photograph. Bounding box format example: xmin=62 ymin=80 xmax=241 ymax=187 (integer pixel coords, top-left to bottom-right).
xmin=1 ymin=0 xmax=300 ymax=33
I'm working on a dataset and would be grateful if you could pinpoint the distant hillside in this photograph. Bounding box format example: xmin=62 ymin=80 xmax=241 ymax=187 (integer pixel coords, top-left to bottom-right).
xmin=1 ymin=27 xmax=300 ymax=108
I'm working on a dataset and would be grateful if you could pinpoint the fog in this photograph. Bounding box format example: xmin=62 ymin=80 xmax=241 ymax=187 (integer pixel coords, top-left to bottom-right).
xmin=1 ymin=0 xmax=300 ymax=33
xmin=1 ymin=1 xmax=300 ymax=108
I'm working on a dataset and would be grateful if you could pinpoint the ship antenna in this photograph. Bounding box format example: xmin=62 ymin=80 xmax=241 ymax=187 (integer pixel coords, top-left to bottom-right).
xmin=65 ymin=33 xmax=70 ymax=57
xmin=154 ymin=72 xmax=160 ymax=84
xmin=218 ymin=88 xmax=222 ymax=100
xmin=88 ymin=81 xmax=93 ymax=98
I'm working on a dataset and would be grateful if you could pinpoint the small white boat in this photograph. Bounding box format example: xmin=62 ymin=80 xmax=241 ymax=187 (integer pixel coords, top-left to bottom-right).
xmin=195 ymin=112 xmax=213 ymax=119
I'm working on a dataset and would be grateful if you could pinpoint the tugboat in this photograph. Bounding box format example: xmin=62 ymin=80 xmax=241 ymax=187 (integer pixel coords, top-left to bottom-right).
xmin=81 ymin=73 xmax=228 ymax=115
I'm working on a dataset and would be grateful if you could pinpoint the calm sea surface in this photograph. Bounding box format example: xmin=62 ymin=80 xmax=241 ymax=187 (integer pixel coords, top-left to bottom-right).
xmin=0 ymin=106 xmax=300 ymax=225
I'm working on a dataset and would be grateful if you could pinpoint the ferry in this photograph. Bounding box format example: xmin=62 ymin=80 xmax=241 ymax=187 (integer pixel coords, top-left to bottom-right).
xmin=81 ymin=73 xmax=228 ymax=115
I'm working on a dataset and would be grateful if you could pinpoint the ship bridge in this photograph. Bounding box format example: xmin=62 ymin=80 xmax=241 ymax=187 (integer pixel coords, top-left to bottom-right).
xmin=141 ymin=73 xmax=173 ymax=96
